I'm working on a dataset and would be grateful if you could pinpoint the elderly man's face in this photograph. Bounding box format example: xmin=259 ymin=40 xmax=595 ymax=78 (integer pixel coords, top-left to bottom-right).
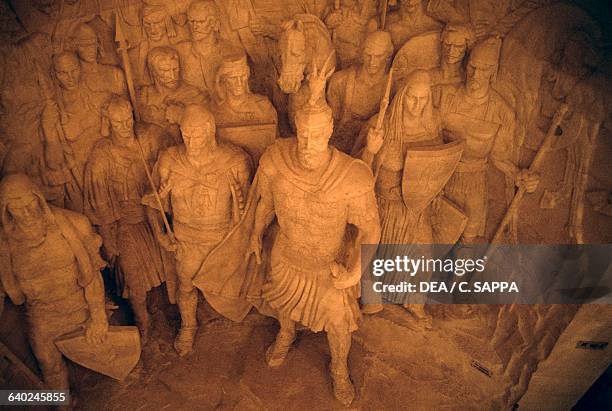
xmin=153 ymin=58 xmax=180 ymax=89
xmin=296 ymin=122 xmax=332 ymax=170
xmin=55 ymin=57 xmax=81 ymax=90
xmin=7 ymin=195 xmax=44 ymax=230
xmin=144 ymin=15 xmax=167 ymax=42
xmin=403 ymin=83 xmax=429 ymax=118
xmin=188 ymin=9 xmax=218 ymax=41
xmin=181 ymin=122 xmax=215 ymax=157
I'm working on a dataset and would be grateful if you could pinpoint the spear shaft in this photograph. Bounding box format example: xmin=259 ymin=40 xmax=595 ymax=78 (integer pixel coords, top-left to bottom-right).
xmin=114 ymin=13 xmax=175 ymax=239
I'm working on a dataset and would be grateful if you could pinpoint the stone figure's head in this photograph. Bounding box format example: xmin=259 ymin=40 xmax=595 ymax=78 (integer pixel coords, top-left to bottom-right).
xmin=148 ymin=46 xmax=180 ymax=90
xmin=72 ymin=23 xmax=99 ymax=63
xmin=295 ymin=103 xmax=333 ymax=170
xmin=441 ymin=25 xmax=473 ymax=65
xmin=216 ymin=52 xmax=250 ymax=100
xmin=362 ymin=31 xmax=393 ymax=76
xmin=179 ymin=105 xmax=216 ymax=157
xmin=386 ymin=70 xmax=439 ymax=137
xmin=143 ymin=4 xmax=173 ymax=42
xmin=0 ymin=174 xmax=51 ymax=241
xmin=400 ymin=69 xmax=432 ymax=119
xmin=105 ymin=96 xmax=135 ymax=144
xmin=466 ymin=37 xmax=501 ymax=96
xmin=187 ymin=1 xmax=220 ymax=41
xmin=53 ymin=51 xmax=81 ymax=90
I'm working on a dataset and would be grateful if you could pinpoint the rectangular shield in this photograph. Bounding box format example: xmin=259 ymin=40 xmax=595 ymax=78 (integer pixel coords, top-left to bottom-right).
xmin=55 ymin=326 xmax=141 ymax=381
xmin=217 ymin=122 xmax=277 ymax=165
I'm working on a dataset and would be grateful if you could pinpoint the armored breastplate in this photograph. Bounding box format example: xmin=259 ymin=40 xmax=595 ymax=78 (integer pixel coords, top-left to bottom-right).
xmin=272 ymin=180 xmax=347 ymax=262
xmin=170 ymin=169 xmax=233 ymax=235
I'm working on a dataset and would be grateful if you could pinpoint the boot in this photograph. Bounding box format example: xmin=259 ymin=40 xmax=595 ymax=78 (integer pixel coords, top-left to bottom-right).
xmin=265 ymin=330 xmax=295 ymax=367
xmin=361 ymin=303 xmax=384 ymax=315
xmin=175 ymin=289 xmax=198 ymax=356
xmin=174 ymin=326 xmax=197 ymax=357
xmin=330 ymin=365 xmax=355 ymax=406
xmin=132 ymin=301 xmax=151 ymax=347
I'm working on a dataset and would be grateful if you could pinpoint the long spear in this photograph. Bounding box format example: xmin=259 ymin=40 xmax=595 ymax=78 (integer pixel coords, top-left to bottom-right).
xmin=490 ymin=103 xmax=569 ymax=245
xmin=115 ymin=13 xmax=175 ymax=242
xmin=380 ymin=0 xmax=389 ymax=30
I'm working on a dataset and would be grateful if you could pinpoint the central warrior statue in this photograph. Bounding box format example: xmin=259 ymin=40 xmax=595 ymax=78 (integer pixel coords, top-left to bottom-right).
xmin=246 ymin=70 xmax=380 ymax=405
xmin=144 ymin=105 xmax=252 ymax=356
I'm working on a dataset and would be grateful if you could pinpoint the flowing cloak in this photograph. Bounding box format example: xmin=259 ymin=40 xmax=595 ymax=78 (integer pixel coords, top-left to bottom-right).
xmin=83 ymin=124 xmax=171 ymax=300
xmin=0 ymin=207 xmax=106 ymax=308
xmin=193 ymin=138 xmax=378 ymax=329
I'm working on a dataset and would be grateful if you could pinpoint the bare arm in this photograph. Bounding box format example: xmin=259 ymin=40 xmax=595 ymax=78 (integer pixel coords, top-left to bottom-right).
xmin=83 ymin=272 xmax=108 ymax=344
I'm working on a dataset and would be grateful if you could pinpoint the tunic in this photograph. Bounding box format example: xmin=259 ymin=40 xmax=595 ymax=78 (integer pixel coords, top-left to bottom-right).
xmin=84 ymin=125 xmax=169 ymax=298
xmin=257 ymin=139 xmax=379 ymax=333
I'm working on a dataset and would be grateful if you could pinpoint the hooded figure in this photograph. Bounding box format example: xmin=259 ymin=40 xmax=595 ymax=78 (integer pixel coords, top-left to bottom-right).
xmin=0 ymin=173 xmax=108 ymax=392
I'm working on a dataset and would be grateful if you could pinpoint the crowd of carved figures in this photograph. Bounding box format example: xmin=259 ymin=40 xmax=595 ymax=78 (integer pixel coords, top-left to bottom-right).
xmin=0 ymin=0 xmax=609 ymax=408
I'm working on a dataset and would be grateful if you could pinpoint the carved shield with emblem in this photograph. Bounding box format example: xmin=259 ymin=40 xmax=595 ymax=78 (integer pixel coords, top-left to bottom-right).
xmin=401 ymin=140 xmax=464 ymax=211
xmin=55 ymin=326 xmax=140 ymax=380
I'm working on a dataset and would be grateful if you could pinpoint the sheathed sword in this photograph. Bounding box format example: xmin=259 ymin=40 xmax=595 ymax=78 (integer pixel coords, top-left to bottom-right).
xmin=114 ymin=13 xmax=175 ymax=243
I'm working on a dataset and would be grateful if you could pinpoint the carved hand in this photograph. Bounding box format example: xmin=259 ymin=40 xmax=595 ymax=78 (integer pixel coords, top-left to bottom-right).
xmin=330 ymin=261 xmax=360 ymax=290
xmin=85 ymin=318 xmax=108 ymax=345
xmin=366 ymin=127 xmax=384 ymax=154
xmin=515 ymin=170 xmax=540 ymax=193
xmin=246 ymin=233 xmax=263 ymax=265
xmin=158 ymin=233 xmax=178 ymax=253
xmin=165 ymin=103 xmax=185 ymax=125
xmin=99 ymin=225 xmax=119 ymax=259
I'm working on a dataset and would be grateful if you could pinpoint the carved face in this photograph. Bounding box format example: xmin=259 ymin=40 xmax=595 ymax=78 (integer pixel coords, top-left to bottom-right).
xmin=296 ymin=122 xmax=332 ymax=170
xmin=6 ymin=194 xmax=45 ymax=238
xmin=144 ymin=14 xmax=167 ymax=42
xmin=76 ymin=39 xmax=98 ymax=63
xmin=403 ymin=83 xmax=429 ymax=118
xmin=188 ymin=9 xmax=219 ymax=41
xmin=181 ymin=123 xmax=215 ymax=157
xmin=278 ymin=25 xmax=307 ymax=94
xmin=152 ymin=57 xmax=180 ymax=89
xmin=224 ymin=73 xmax=248 ymax=97
xmin=466 ymin=60 xmax=495 ymax=95
xmin=442 ymin=34 xmax=467 ymax=64
xmin=363 ymin=45 xmax=389 ymax=76
xmin=54 ymin=56 xmax=81 ymax=90
xmin=109 ymin=105 xmax=135 ymax=143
